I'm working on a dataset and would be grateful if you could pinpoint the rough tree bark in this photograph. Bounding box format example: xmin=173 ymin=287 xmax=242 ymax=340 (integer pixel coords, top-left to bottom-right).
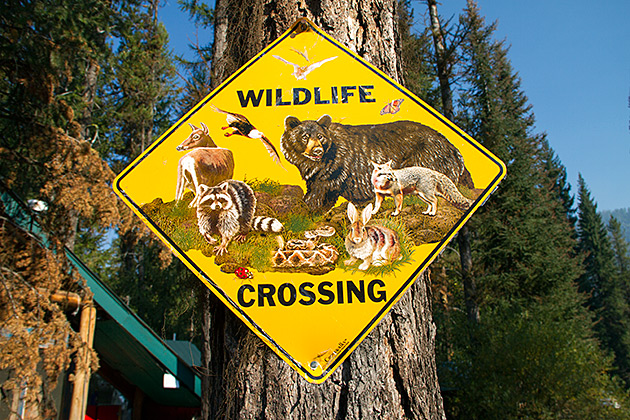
xmin=200 ymin=1 xmax=446 ymax=418
xmin=427 ymin=0 xmax=479 ymax=324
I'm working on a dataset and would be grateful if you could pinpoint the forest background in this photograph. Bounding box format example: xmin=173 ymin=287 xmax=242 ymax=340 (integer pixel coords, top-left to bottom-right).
xmin=1 ymin=0 xmax=629 ymax=418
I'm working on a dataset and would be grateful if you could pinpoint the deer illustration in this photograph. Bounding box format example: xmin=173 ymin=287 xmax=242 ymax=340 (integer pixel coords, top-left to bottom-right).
xmin=175 ymin=122 xmax=235 ymax=207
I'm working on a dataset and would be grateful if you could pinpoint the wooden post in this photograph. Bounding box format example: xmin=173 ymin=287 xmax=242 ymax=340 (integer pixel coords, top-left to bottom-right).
xmin=44 ymin=288 xmax=82 ymax=309
xmin=132 ymin=387 xmax=145 ymax=420
xmin=69 ymin=302 xmax=97 ymax=420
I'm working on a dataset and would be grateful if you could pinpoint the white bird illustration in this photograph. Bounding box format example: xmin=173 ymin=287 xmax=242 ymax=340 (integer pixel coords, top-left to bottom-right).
xmin=273 ymin=55 xmax=337 ymax=80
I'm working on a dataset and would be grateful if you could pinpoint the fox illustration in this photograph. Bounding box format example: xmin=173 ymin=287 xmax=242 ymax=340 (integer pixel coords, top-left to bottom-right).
xmin=371 ymin=161 xmax=474 ymax=216
xmin=195 ymin=180 xmax=283 ymax=255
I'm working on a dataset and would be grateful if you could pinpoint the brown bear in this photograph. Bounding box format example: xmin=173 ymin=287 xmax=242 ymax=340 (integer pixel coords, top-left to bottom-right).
xmin=280 ymin=114 xmax=474 ymax=213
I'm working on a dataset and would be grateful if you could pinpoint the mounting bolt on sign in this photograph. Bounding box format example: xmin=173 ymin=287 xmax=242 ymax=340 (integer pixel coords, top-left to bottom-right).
xmin=113 ymin=18 xmax=505 ymax=384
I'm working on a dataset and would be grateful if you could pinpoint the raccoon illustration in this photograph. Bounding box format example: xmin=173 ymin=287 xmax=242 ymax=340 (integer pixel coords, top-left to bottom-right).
xmin=371 ymin=161 xmax=474 ymax=216
xmin=195 ymin=180 xmax=283 ymax=255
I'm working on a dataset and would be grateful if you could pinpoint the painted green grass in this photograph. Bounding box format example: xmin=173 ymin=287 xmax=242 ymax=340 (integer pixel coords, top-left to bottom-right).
xmin=222 ymin=233 xmax=280 ymax=272
xmin=283 ymin=213 xmax=316 ymax=233
xmin=372 ymin=195 xmax=428 ymax=215
xmin=246 ymin=177 xmax=283 ymax=196
xmin=144 ymin=180 xmax=417 ymax=277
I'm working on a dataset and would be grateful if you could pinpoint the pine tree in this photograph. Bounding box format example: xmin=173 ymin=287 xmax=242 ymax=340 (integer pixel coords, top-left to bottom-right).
xmin=0 ymin=0 xmax=123 ymax=416
xmin=0 ymin=0 xmax=121 ymax=246
xmin=602 ymin=208 xmax=630 ymax=244
xmin=107 ymin=232 xmax=199 ymax=340
xmin=458 ymin=1 xmax=581 ymax=303
xmin=426 ymin=0 xmax=482 ymax=324
xmin=578 ymin=174 xmax=630 ymax=385
xmin=608 ymin=216 xmax=630 ymax=355
xmin=98 ymin=0 xmax=199 ymax=344
xmin=577 ymin=174 xmax=618 ymax=307
xmin=398 ymin=1 xmax=439 ymax=106
xmin=433 ymin=2 xmax=630 ymax=417
xmin=0 ymin=201 xmax=100 ymax=419
xmin=541 ymin=137 xmax=578 ymax=228
xmin=177 ymin=0 xmax=215 ymax=112
xmin=101 ymin=0 xmax=180 ymax=170
xmin=608 ymin=215 xmax=630 ymax=280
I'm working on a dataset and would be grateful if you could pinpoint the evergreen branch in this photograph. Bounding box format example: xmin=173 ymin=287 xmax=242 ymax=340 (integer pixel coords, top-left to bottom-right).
xmin=178 ymin=0 xmax=214 ymax=27
xmin=0 ymin=266 xmax=45 ymax=327
xmin=0 ymin=269 xmax=19 ymax=318
xmin=0 ymin=215 xmax=47 ymax=247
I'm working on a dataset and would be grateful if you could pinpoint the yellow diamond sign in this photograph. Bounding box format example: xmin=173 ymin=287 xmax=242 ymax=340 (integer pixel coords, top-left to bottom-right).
xmin=114 ymin=18 xmax=505 ymax=383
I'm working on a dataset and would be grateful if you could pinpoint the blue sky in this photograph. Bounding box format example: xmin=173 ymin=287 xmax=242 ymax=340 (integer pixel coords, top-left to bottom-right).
xmin=429 ymin=1 xmax=630 ymax=212
xmin=160 ymin=0 xmax=630 ymax=211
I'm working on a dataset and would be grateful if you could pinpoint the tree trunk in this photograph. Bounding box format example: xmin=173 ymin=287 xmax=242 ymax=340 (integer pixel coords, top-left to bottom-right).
xmin=210 ymin=0 xmax=404 ymax=85
xmin=427 ymin=0 xmax=453 ymax=120
xmin=458 ymin=225 xmax=479 ymax=322
xmin=210 ymin=0 xmax=230 ymax=89
xmin=427 ymin=0 xmax=479 ymax=323
xmin=201 ymin=1 xmax=233 ymax=417
xmin=222 ymin=274 xmax=443 ymax=419
xmin=201 ymin=1 xmax=445 ymax=418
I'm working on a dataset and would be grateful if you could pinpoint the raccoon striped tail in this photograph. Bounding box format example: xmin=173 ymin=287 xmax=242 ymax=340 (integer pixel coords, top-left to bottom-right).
xmin=253 ymin=216 xmax=284 ymax=233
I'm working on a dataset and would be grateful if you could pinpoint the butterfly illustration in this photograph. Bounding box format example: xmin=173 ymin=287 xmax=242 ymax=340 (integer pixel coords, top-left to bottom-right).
xmin=380 ymin=98 xmax=404 ymax=115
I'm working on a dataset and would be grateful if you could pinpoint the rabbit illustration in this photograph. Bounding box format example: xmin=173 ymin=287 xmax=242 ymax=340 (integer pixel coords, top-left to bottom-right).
xmin=344 ymin=202 xmax=401 ymax=271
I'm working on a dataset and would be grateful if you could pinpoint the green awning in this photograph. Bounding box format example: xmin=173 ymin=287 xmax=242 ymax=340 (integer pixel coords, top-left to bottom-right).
xmin=70 ymin=251 xmax=202 ymax=407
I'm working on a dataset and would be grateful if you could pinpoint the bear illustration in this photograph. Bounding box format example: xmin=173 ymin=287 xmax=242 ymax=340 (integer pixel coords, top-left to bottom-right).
xmin=280 ymin=114 xmax=474 ymax=213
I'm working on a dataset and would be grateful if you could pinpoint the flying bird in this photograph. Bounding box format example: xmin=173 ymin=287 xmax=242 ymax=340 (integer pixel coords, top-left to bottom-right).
xmin=273 ymin=55 xmax=337 ymax=80
xmin=211 ymin=106 xmax=285 ymax=169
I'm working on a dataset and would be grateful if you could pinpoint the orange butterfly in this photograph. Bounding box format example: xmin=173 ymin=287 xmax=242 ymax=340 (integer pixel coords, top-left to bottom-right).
xmin=380 ymin=98 xmax=404 ymax=115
